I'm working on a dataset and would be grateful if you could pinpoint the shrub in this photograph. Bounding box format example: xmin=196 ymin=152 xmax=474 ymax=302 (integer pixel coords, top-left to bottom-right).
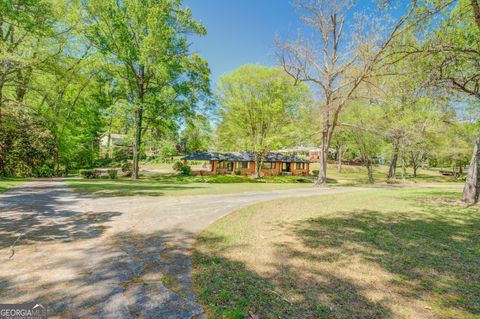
xmin=121 ymin=161 xmax=133 ymax=177
xmin=234 ymin=169 xmax=241 ymax=175
xmin=80 ymin=169 xmax=95 ymax=179
xmin=35 ymin=165 xmax=54 ymax=177
xmin=180 ymin=165 xmax=191 ymax=175
xmin=172 ymin=161 xmax=184 ymax=171
xmin=107 ymin=169 xmax=118 ymax=179
xmin=312 ymin=169 xmax=319 ymax=176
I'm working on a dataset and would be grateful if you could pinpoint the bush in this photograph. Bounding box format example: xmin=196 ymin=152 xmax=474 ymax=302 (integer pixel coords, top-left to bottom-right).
xmin=234 ymin=169 xmax=241 ymax=175
xmin=312 ymin=169 xmax=319 ymax=176
xmin=35 ymin=165 xmax=54 ymax=177
xmin=121 ymin=161 xmax=133 ymax=177
xmin=80 ymin=169 xmax=95 ymax=179
xmin=172 ymin=161 xmax=184 ymax=171
xmin=107 ymin=169 xmax=118 ymax=179
xmin=180 ymin=165 xmax=191 ymax=175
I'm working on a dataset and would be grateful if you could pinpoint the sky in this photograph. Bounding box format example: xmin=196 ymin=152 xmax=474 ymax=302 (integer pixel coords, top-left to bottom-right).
xmin=184 ymin=0 xmax=301 ymax=86
xmin=184 ymin=0 xmax=382 ymax=87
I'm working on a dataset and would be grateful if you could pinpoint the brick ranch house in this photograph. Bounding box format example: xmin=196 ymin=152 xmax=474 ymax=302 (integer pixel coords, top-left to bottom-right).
xmin=183 ymin=151 xmax=310 ymax=176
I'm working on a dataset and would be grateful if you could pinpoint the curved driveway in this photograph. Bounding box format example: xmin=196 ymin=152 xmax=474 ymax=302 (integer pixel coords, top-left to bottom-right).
xmin=0 ymin=180 xmax=368 ymax=318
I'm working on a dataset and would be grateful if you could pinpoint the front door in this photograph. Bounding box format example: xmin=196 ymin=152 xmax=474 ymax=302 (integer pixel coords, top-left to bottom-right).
xmin=282 ymin=162 xmax=291 ymax=172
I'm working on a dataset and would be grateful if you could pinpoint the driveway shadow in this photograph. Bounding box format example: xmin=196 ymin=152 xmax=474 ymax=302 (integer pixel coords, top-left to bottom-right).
xmin=0 ymin=227 xmax=205 ymax=318
xmin=0 ymin=182 xmax=121 ymax=250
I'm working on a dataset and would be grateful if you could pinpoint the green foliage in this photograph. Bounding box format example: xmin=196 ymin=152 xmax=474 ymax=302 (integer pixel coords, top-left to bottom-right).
xmin=107 ymin=169 xmax=118 ymax=179
xmin=234 ymin=169 xmax=241 ymax=175
xmin=80 ymin=169 xmax=96 ymax=179
xmin=172 ymin=161 xmax=184 ymax=171
xmin=216 ymin=65 xmax=312 ymax=153
xmin=181 ymin=114 xmax=213 ymax=153
xmin=180 ymin=165 xmax=191 ymax=176
xmin=312 ymin=169 xmax=319 ymax=176
xmin=83 ymin=0 xmax=211 ymax=178
xmin=34 ymin=165 xmax=55 ymax=178
xmin=121 ymin=162 xmax=133 ymax=177
xmin=0 ymin=0 xmax=107 ymax=176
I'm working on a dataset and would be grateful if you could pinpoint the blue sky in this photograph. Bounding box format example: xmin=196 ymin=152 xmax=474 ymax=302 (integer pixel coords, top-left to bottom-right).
xmin=184 ymin=0 xmax=383 ymax=87
xmin=184 ymin=0 xmax=301 ymax=86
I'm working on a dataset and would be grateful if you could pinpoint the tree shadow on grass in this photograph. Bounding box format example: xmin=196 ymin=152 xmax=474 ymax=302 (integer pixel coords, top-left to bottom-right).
xmin=192 ymin=233 xmax=391 ymax=319
xmin=293 ymin=202 xmax=480 ymax=317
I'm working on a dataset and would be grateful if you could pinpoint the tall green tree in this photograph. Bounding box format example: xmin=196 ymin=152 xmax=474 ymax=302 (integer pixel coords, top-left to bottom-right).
xmin=216 ymin=65 xmax=311 ymax=178
xmin=83 ymin=0 xmax=210 ymax=178
xmin=418 ymin=0 xmax=480 ymax=202
xmin=181 ymin=114 xmax=212 ymax=154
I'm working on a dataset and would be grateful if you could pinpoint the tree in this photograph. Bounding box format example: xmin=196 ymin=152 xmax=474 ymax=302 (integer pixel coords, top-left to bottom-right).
xmin=342 ymin=103 xmax=383 ymax=183
xmin=181 ymin=114 xmax=212 ymax=154
xmin=418 ymin=0 xmax=480 ymax=202
xmin=216 ymin=65 xmax=311 ymax=178
xmin=276 ymin=0 xmax=450 ymax=185
xmin=0 ymin=0 xmax=106 ymax=176
xmin=0 ymin=0 xmax=55 ymax=175
xmin=83 ymin=0 xmax=210 ymax=178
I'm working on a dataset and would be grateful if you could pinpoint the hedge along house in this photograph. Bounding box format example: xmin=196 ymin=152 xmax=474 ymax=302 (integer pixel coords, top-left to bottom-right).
xmin=182 ymin=151 xmax=310 ymax=176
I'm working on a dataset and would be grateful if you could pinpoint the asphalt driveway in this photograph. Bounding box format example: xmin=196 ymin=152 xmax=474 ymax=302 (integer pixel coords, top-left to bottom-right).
xmin=0 ymin=180 xmax=366 ymax=318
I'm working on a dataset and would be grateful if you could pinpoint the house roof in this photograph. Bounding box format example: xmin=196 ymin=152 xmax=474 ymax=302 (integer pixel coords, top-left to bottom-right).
xmin=183 ymin=151 xmax=310 ymax=163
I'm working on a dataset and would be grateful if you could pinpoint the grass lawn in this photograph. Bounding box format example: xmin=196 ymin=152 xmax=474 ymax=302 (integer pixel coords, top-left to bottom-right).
xmin=192 ymin=186 xmax=479 ymax=319
xmin=310 ymin=163 xmax=463 ymax=185
xmin=65 ymin=174 xmax=315 ymax=196
xmin=66 ymin=164 xmax=462 ymax=196
xmin=0 ymin=178 xmax=29 ymax=193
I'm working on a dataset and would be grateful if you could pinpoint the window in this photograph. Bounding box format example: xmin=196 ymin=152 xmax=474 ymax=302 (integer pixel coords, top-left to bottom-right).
xmin=262 ymin=162 xmax=275 ymax=169
xmin=218 ymin=161 xmax=233 ymax=170
xmin=295 ymin=162 xmax=305 ymax=170
xmin=237 ymin=161 xmax=249 ymax=169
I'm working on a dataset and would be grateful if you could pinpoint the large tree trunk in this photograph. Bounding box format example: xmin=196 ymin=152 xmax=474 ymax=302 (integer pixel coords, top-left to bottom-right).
xmin=463 ymin=131 xmax=480 ymax=204
xmin=316 ymin=105 xmax=330 ymax=185
xmin=132 ymin=103 xmax=144 ymax=179
xmin=106 ymin=112 xmax=113 ymax=159
xmin=366 ymin=161 xmax=374 ymax=184
xmin=254 ymin=152 xmax=263 ymax=179
xmin=317 ymin=140 xmax=328 ymax=184
xmin=132 ymin=66 xmax=145 ymax=180
xmin=412 ymin=152 xmax=419 ymax=178
xmin=388 ymin=146 xmax=399 ymax=179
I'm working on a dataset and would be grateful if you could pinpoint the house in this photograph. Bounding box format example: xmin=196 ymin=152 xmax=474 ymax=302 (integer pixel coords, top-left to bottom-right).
xmin=183 ymin=151 xmax=310 ymax=176
xmin=99 ymin=134 xmax=131 ymax=159
xmin=278 ymin=146 xmax=322 ymax=161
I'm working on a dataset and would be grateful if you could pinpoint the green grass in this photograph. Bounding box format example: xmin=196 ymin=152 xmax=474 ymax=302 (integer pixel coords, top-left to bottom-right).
xmin=192 ymin=187 xmax=479 ymax=319
xmin=66 ymin=164 xmax=462 ymax=196
xmin=0 ymin=178 xmax=29 ymax=193
xmin=65 ymin=174 xmax=314 ymax=196
xmin=311 ymin=163 xmax=463 ymax=185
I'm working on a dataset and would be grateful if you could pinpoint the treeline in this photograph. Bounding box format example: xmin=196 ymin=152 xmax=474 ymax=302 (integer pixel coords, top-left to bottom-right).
xmin=213 ymin=0 xmax=480 ymax=202
xmin=0 ymin=0 xmax=211 ymax=177
xmin=2 ymin=0 xmax=480 ymax=202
